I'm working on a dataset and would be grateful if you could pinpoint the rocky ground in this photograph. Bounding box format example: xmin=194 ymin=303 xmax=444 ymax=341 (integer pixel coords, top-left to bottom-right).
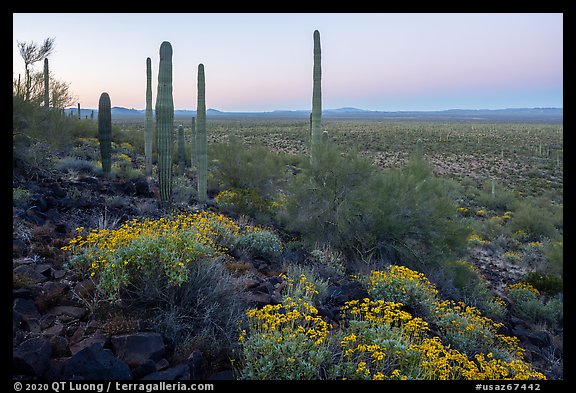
xmin=12 ymin=168 xmax=563 ymax=380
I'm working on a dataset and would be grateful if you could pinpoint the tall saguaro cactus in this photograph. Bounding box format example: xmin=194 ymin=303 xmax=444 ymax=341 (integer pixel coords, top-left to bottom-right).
xmin=77 ymin=103 xmax=81 ymax=120
xmin=43 ymin=58 xmax=49 ymax=109
xmin=191 ymin=116 xmax=197 ymax=169
xmin=156 ymin=41 xmax=174 ymax=204
xmin=197 ymin=64 xmax=207 ymax=205
xmin=178 ymin=124 xmax=186 ymax=176
xmin=310 ymin=29 xmax=322 ymax=162
xmin=98 ymin=92 xmax=112 ymax=175
xmin=145 ymin=57 xmax=153 ymax=177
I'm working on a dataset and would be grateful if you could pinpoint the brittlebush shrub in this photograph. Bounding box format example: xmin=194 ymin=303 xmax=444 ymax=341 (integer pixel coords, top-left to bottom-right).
xmin=281 ymin=142 xmax=469 ymax=267
xmin=62 ymin=211 xmax=262 ymax=301
xmin=236 ymin=269 xmax=546 ymax=380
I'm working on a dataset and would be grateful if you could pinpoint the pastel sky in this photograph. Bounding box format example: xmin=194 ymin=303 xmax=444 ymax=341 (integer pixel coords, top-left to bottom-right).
xmin=13 ymin=13 xmax=563 ymax=112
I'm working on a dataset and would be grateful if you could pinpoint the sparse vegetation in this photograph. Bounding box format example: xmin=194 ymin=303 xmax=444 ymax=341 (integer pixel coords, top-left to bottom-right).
xmin=12 ymin=35 xmax=562 ymax=381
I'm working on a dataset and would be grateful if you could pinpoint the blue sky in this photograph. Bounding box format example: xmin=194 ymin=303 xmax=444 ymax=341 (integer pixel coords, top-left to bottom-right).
xmin=13 ymin=13 xmax=563 ymax=111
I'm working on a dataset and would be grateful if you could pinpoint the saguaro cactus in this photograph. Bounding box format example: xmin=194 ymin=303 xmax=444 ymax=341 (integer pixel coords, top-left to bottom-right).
xmin=43 ymin=58 xmax=49 ymax=109
xmin=310 ymin=29 xmax=322 ymax=162
xmin=156 ymin=41 xmax=174 ymax=204
xmin=197 ymin=64 xmax=207 ymax=204
xmin=191 ymin=116 xmax=197 ymax=169
xmin=77 ymin=103 xmax=81 ymax=119
xmin=145 ymin=57 xmax=153 ymax=177
xmin=178 ymin=124 xmax=186 ymax=176
xmin=416 ymin=139 xmax=424 ymax=159
xmin=98 ymin=92 xmax=112 ymax=175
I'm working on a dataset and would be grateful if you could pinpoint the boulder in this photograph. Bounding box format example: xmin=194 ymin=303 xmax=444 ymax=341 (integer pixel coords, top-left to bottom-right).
xmin=13 ymin=337 xmax=52 ymax=377
xmin=111 ymin=332 xmax=166 ymax=369
xmin=62 ymin=343 xmax=132 ymax=380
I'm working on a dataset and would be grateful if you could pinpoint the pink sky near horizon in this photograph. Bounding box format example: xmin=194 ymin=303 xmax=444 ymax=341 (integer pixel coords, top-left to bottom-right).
xmin=13 ymin=13 xmax=563 ymax=111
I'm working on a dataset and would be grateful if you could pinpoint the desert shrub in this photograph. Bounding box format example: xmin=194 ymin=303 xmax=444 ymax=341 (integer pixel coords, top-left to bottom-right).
xmin=366 ymin=265 xmax=439 ymax=318
xmin=282 ymin=142 xmax=469 ymax=267
xmin=432 ymin=299 xmax=522 ymax=361
xmin=55 ymin=157 xmax=100 ymax=175
xmin=475 ymin=180 xmax=518 ymax=211
xmin=13 ymin=139 xmax=57 ymax=181
xmin=283 ymin=264 xmax=330 ymax=302
xmin=439 ymin=260 xmax=506 ymax=320
xmin=236 ymin=273 xmax=333 ymax=380
xmin=473 ymin=215 xmax=509 ymax=242
xmin=111 ymin=153 xmax=142 ymax=180
xmin=237 ymin=270 xmax=545 ymax=380
xmin=308 ymin=243 xmax=347 ymax=276
xmin=508 ymin=197 xmax=562 ymax=241
xmin=215 ymin=188 xmax=274 ymax=224
xmin=171 ymin=175 xmax=196 ymax=206
xmin=543 ymin=240 xmax=563 ymax=277
xmin=209 ymin=136 xmax=285 ymax=198
xmin=147 ymin=258 xmax=246 ymax=357
xmin=506 ymin=282 xmax=563 ymax=326
xmin=234 ymin=229 xmax=283 ymax=261
xmin=13 ymin=187 xmax=31 ymax=208
xmin=525 ymin=272 xmax=563 ymax=294
xmin=62 ymin=211 xmax=261 ymax=301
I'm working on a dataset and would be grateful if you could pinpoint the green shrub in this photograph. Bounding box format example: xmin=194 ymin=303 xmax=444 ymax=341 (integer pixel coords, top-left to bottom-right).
xmin=506 ymin=282 xmax=563 ymax=326
xmin=543 ymin=240 xmax=563 ymax=277
xmin=440 ymin=260 xmax=506 ymax=320
xmin=215 ymin=188 xmax=273 ymax=223
xmin=13 ymin=187 xmax=31 ymax=208
xmin=508 ymin=197 xmax=562 ymax=241
xmin=235 ymin=229 xmax=283 ymax=261
xmin=525 ymin=272 xmax=564 ymax=294
xmin=475 ymin=180 xmax=518 ymax=211
xmin=210 ymin=136 xmax=285 ymax=198
xmin=282 ymin=142 xmax=469 ymax=267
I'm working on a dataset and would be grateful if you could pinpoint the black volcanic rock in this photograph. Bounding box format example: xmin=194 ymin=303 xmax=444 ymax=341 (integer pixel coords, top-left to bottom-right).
xmin=63 ymin=343 xmax=132 ymax=380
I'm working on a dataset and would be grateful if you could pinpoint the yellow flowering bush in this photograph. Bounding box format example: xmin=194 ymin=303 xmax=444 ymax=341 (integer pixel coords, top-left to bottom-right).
xmin=467 ymin=233 xmax=490 ymax=245
xmin=62 ymin=211 xmax=261 ymax=301
xmin=367 ymin=265 xmax=439 ymax=317
xmin=237 ymin=273 xmax=333 ymax=379
xmin=236 ymin=269 xmax=546 ymax=380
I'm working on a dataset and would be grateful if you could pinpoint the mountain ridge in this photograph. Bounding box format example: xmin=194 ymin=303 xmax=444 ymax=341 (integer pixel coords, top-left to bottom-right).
xmin=63 ymin=107 xmax=563 ymax=123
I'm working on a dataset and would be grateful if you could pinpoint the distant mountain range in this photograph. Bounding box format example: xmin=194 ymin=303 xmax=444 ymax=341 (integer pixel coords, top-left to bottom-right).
xmin=65 ymin=107 xmax=563 ymax=123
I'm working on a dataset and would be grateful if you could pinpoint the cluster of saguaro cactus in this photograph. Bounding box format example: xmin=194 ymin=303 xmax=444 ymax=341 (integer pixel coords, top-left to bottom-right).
xmin=98 ymin=92 xmax=112 ymax=175
xmin=43 ymin=58 xmax=49 ymax=109
xmin=310 ymin=29 xmax=322 ymax=162
xmin=178 ymin=124 xmax=186 ymax=176
xmin=197 ymin=64 xmax=207 ymax=204
xmin=156 ymin=41 xmax=174 ymax=204
xmin=145 ymin=57 xmax=153 ymax=177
